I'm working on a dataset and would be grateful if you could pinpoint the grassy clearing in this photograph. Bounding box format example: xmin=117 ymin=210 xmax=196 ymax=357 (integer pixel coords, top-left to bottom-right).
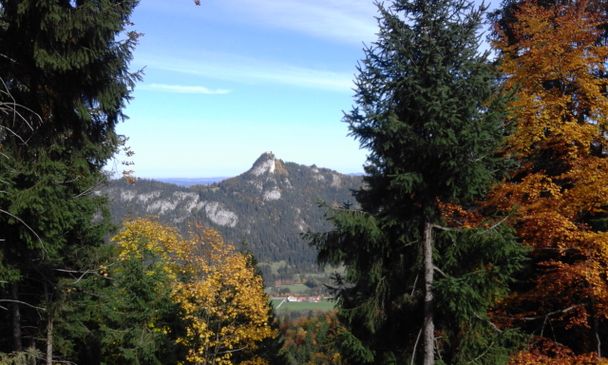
xmin=269 ymin=260 xmax=287 ymax=275
xmin=258 ymin=260 xmax=288 ymax=276
xmin=271 ymin=299 xmax=335 ymax=313
xmin=280 ymin=283 xmax=309 ymax=293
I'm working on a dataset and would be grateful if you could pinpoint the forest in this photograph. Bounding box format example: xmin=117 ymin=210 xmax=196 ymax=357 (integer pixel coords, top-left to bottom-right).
xmin=1 ymin=0 xmax=607 ymax=364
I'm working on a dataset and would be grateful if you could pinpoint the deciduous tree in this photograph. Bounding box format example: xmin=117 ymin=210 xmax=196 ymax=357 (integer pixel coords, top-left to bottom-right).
xmin=113 ymin=219 xmax=276 ymax=365
xmin=490 ymin=0 xmax=608 ymax=361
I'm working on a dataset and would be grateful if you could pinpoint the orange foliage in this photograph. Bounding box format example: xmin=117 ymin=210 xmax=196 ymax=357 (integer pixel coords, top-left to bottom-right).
xmin=437 ymin=201 xmax=483 ymax=228
xmin=510 ymin=338 xmax=604 ymax=365
xmin=490 ymin=0 xmax=608 ymax=359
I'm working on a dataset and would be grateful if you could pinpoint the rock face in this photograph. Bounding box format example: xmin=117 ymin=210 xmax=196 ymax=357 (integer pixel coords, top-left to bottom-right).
xmin=102 ymin=152 xmax=362 ymax=275
xmin=249 ymin=152 xmax=278 ymax=176
xmin=203 ymin=201 xmax=238 ymax=228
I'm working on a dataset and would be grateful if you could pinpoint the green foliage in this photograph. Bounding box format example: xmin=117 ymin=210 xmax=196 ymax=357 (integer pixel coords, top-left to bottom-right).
xmin=308 ymin=0 xmax=528 ymax=363
xmin=335 ymin=330 xmax=374 ymax=364
xmin=0 ymin=0 xmax=139 ymax=357
xmin=54 ymin=245 xmax=182 ymax=364
xmin=0 ymin=348 xmax=40 ymax=365
xmin=433 ymin=227 xmax=529 ymax=364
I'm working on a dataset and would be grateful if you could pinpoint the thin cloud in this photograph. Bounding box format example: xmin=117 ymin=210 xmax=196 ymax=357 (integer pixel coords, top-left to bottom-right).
xmin=136 ymin=54 xmax=355 ymax=93
xmin=139 ymin=83 xmax=231 ymax=95
xmin=142 ymin=0 xmax=378 ymax=46
xmin=231 ymin=0 xmax=377 ymax=45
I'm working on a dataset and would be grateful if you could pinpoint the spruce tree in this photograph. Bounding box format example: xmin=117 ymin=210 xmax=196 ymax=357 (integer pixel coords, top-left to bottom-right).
xmin=309 ymin=0 xmax=527 ymax=363
xmin=0 ymin=0 xmax=139 ymax=361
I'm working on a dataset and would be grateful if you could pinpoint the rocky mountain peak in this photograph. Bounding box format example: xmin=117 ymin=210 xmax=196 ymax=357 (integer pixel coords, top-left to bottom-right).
xmin=248 ymin=151 xmax=288 ymax=177
xmin=102 ymin=154 xmax=363 ymax=282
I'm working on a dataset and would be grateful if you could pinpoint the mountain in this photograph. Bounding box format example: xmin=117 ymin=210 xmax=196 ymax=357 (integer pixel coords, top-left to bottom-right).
xmin=102 ymin=152 xmax=362 ymax=283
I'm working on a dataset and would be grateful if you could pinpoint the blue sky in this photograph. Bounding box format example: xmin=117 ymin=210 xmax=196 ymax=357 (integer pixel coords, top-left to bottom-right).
xmin=112 ymin=0 xmax=496 ymax=178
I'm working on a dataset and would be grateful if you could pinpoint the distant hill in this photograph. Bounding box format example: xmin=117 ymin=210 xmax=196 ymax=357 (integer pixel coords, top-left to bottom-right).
xmin=155 ymin=177 xmax=227 ymax=187
xmin=102 ymin=152 xmax=362 ymax=282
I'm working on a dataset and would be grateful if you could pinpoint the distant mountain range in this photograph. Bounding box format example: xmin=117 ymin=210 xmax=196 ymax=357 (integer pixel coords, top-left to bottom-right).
xmin=155 ymin=177 xmax=227 ymax=187
xmin=156 ymin=173 xmax=364 ymax=187
xmin=102 ymin=152 xmax=363 ymax=282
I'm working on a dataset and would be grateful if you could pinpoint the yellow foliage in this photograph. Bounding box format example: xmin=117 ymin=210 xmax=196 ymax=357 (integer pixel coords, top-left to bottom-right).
xmin=113 ymin=218 xmax=275 ymax=364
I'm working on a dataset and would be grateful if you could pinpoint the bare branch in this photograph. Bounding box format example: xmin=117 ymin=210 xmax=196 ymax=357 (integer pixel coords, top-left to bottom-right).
xmin=217 ymin=346 xmax=247 ymax=355
xmin=411 ymin=327 xmax=422 ymax=365
xmin=433 ymin=265 xmax=449 ymax=278
xmin=521 ymin=305 xmax=580 ymax=322
xmin=517 ymin=305 xmax=581 ymax=337
xmin=431 ymin=224 xmax=460 ymax=232
xmin=55 ymin=267 xmax=111 ymax=284
xmin=410 ymin=274 xmax=418 ymax=296
xmin=486 ymin=214 xmax=511 ymax=231
xmin=0 ymin=299 xmax=46 ymax=311
xmin=0 ymin=209 xmax=46 ymax=253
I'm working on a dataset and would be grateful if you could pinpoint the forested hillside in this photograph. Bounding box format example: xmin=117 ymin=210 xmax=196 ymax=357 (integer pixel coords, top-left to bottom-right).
xmin=103 ymin=152 xmax=362 ymax=282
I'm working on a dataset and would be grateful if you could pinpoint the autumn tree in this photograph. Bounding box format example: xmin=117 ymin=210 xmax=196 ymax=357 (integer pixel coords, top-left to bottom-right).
xmin=111 ymin=219 xmax=276 ymax=365
xmin=308 ymin=0 xmax=527 ymax=363
xmin=54 ymin=221 xmax=183 ymax=364
xmin=278 ymin=312 xmax=347 ymax=365
xmin=490 ymin=0 xmax=608 ymax=361
xmin=171 ymin=228 xmax=276 ymax=365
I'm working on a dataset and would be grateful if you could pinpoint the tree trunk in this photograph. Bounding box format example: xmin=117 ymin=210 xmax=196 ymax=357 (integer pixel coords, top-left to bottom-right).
xmin=11 ymin=283 xmax=22 ymax=352
xmin=423 ymin=221 xmax=434 ymax=365
xmin=595 ymin=315 xmax=602 ymax=357
xmin=44 ymin=282 xmax=53 ymax=365
xmin=46 ymin=314 xmax=53 ymax=365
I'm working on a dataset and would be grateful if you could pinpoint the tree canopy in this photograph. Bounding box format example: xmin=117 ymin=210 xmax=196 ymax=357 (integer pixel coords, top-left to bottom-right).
xmin=490 ymin=0 xmax=608 ymax=361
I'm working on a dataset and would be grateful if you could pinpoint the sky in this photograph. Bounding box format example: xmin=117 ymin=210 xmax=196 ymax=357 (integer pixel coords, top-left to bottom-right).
xmin=112 ymin=0 xmax=497 ymax=178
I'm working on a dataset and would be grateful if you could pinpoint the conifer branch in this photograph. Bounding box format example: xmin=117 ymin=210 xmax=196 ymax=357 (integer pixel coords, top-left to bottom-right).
xmin=467 ymin=338 xmax=495 ymax=364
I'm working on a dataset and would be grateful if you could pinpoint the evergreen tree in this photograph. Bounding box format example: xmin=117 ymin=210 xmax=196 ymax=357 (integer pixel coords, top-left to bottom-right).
xmin=0 ymin=0 xmax=139 ymax=361
xmin=309 ymin=0 xmax=527 ymax=363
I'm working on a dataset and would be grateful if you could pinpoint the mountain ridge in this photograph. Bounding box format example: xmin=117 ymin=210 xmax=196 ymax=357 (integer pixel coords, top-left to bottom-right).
xmin=102 ymin=152 xmax=363 ymax=282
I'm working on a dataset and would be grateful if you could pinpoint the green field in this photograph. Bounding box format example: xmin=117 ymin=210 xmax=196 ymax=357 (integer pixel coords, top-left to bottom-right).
xmin=271 ymin=299 xmax=335 ymax=313
xmin=277 ymin=283 xmax=309 ymax=293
